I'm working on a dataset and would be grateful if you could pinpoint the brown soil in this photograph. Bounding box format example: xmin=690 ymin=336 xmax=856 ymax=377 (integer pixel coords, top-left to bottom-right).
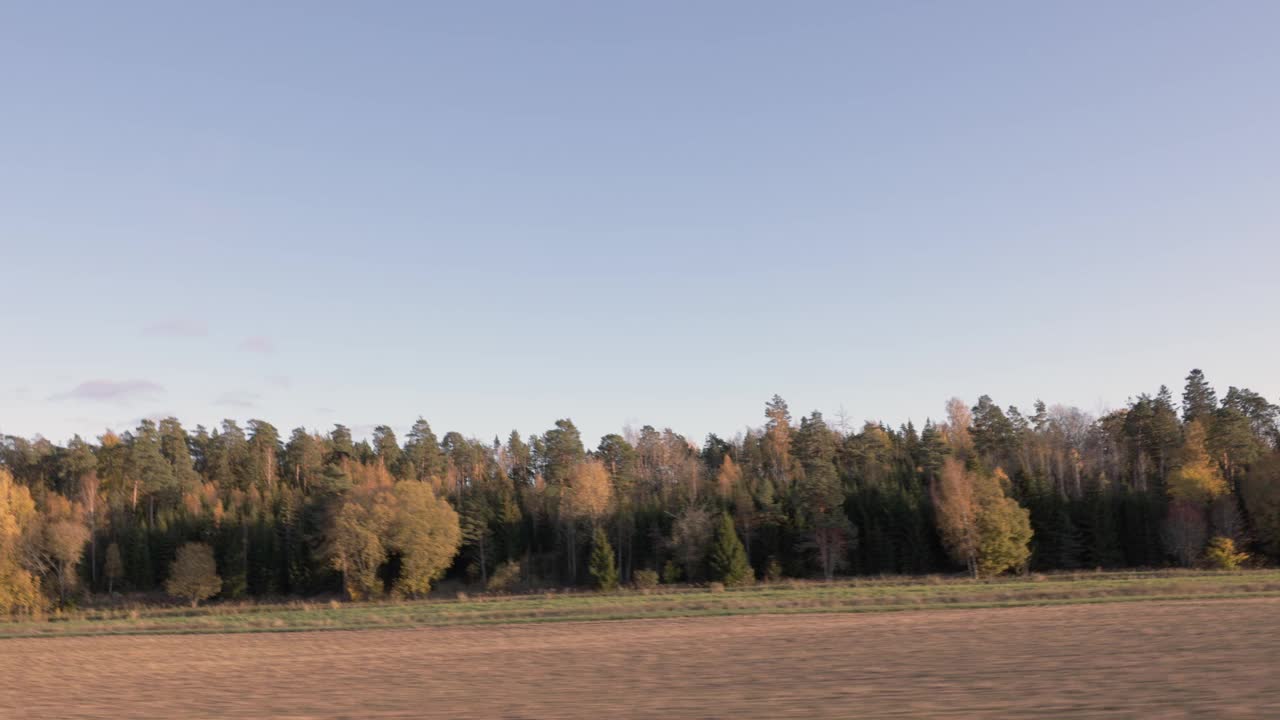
xmin=2 ymin=598 xmax=1276 ymax=719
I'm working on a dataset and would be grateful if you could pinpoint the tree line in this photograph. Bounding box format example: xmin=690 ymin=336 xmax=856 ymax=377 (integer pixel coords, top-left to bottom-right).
xmin=2 ymin=368 xmax=1278 ymax=613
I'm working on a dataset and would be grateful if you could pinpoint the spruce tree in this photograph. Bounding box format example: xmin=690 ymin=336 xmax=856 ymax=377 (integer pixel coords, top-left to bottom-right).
xmin=1182 ymin=369 xmax=1218 ymax=424
xmin=588 ymin=527 xmax=618 ymax=591
xmin=709 ymin=513 xmax=753 ymax=586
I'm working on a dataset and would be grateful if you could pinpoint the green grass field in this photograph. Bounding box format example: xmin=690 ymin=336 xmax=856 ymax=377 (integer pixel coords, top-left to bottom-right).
xmin=4 ymin=569 xmax=1278 ymax=639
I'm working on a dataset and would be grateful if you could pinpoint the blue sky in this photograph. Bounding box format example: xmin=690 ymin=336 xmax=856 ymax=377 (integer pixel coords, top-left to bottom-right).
xmin=2 ymin=1 xmax=1278 ymax=446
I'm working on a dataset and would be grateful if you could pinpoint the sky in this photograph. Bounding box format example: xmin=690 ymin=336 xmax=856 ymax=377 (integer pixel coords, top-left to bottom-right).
xmin=2 ymin=1 xmax=1278 ymax=447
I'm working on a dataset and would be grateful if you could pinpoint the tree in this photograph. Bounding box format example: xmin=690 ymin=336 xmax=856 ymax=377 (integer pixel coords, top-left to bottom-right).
xmin=284 ymin=428 xmax=325 ymax=489
xmin=328 ymin=483 xmax=397 ymax=600
xmin=670 ymin=506 xmax=713 ymax=582
xmin=1182 ymin=369 xmax=1218 ymax=424
xmin=794 ymin=411 xmax=852 ymax=580
xmin=104 ymin=542 xmax=124 ymax=595
xmin=43 ymin=496 xmax=90 ymax=606
xmin=165 ymin=543 xmax=222 ymax=607
xmin=715 ymin=455 xmax=742 ymax=499
xmin=1167 ymin=421 xmax=1228 ymax=504
xmin=403 ymin=418 xmax=444 ymax=482
xmin=560 ymin=459 xmax=612 ymax=582
xmin=588 ymin=526 xmax=618 ymax=591
xmin=388 ymin=481 xmax=462 ymax=597
xmin=975 ymin=489 xmax=1033 ymax=577
xmin=933 ymin=458 xmax=980 ymax=576
xmin=762 ymin=395 xmax=800 ymax=490
xmin=708 ymin=513 xmax=752 ymax=586
xmin=564 ymin=459 xmax=613 ymax=525
xmin=1241 ymin=455 xmax=1280 ymax=559
xmin=944 ymin=398 xmax=974 ymax=457
xmin=0 ymin=469 xmax=43 ymax=615
xmin=371 ymin=426 xmax=403 ymax=476
xmin=127 ymin=420 xmax=178 ymax=523
xmin=933 ymin=460 xmax=1032 ymax=577
xmin=540 ymin=419 xmax=585 ymax=488
xmin=971 ymin=395 xmax=1016 ymax=467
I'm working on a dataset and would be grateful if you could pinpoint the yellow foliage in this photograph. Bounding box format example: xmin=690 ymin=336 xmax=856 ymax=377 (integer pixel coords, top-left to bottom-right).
xmin=1203 ymin=536 xmax=1249 ymax=570
xmin=1168 ymin=423 xmax=1228 ymax=504
xmin=716 ymin=455 xmax=742 ymax=498
xmin=933 ymin=459 xmax=1033 ymax=578
xmin=389 ymin=481 xmax=461 ymax=598
xmin=329 ymin=481 xmax=461 ymax=600
xmin=563 ymin=459 xmax=613 ymax=523
xmin=0 ymin=469 xmax=44 ymax=615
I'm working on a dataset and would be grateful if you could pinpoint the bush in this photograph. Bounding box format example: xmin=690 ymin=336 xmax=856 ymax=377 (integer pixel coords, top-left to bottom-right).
xmin=1204 ymin=536 xmax=1249 ymax=570
xmin=165 ymin=543 xmax=221 ymax=608
xmin=632 ymin=569 xmax=659 ymax=591
xmin=708 ymin=582 xmax=725 ymax=594
xmin=661 ymin=560 xmax=682 ymax=585
xmin=764 ymin=557 xmax=783 ymax=583
xmin=487 ymin=561 xmax=523 ymax=592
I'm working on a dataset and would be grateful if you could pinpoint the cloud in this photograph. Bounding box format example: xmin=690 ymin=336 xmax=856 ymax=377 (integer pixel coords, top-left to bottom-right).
xmin=239 ymin=335 xmax=276 ymax=353
xmin=142 ymin=318 xmax=208 ymax=338
xmin=266 ymin=374 xmax=291 ymax=388
xmin=215 ymin=391 xmax=260 ymax=409
xmin=51 ymin=379 xmax=164 ymax=404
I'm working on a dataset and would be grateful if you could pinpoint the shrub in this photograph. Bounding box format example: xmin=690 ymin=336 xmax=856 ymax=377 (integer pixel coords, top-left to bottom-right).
xmin=1204 ymin=536 xmax=1249 ymax=570
xmin=487 ymin=561 xmax=523 ymax=592
xmin=165 ymin=543 xmax=222 ymax=608
xmin=764 ymin=557 xmax=783 ymax=583
xmin=708 ymin=582 xmax=725 ymax=594
xmin=661 ymin=560 xmax=682 ymax=585
xmin=633 ymin=569 xmax=659 ymax=591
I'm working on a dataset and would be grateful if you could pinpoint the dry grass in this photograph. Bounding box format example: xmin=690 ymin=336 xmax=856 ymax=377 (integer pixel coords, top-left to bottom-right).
xmin=3 ymin=568 xmax=1278 ymax=639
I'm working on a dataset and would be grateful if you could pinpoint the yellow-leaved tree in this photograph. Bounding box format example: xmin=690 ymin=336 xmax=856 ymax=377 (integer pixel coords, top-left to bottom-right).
xmin=43 ymin=494 xmax=90 ymax=607
xmin=329 ymin=478 xmax=461 ymax=600
xmin=559 ymin=459 xmax=613 ymax=582
xmin=933 ymin=460 xmax=1032 ymax=578
xmin=389 ymin=481 xmax=462 ymax=598
xmin=0 ymin=469 xmax=43 ymax=615
xmin=1167 ymin=421 xmax=1229 ymax=504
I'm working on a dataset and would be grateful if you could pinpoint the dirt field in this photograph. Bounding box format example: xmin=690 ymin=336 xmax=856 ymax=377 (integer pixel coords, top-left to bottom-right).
xmin=2 ymin=598 xmax=1276 ymax=719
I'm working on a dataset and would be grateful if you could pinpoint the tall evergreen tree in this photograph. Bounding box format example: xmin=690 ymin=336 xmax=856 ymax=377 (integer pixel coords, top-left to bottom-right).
xmin=1182 ymin=369 xmax=1218 ymax=424
xmin=709 ymin=513 xmax=752 ymax=586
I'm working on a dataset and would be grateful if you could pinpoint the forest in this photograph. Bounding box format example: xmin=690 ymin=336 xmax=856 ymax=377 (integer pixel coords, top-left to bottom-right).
xmin=2 ymin=368 xmax=1278 ymax=613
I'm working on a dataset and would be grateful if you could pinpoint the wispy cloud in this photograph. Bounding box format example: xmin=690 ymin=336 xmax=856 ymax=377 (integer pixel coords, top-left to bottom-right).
xmin=239 ymin=335 xmax=276 ymax=353
xmin=266 ymin=374 xmax=291 ymax=388
xmin=142 ymin=318 xmax=208 ymax=338
xmin=215 ymin=391 xmax=260 ymax=409
xmin=50 ymin=379 xmax=164 ymax=404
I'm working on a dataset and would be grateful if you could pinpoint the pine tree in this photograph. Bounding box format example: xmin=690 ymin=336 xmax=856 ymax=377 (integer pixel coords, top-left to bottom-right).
xmin=1182 ymin=369 xmax=1218 ymax=424
xmin=709 ymin=513 xmax=753 ymax=586
xmin=588 ymin=527 xmax=618 ymax=591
